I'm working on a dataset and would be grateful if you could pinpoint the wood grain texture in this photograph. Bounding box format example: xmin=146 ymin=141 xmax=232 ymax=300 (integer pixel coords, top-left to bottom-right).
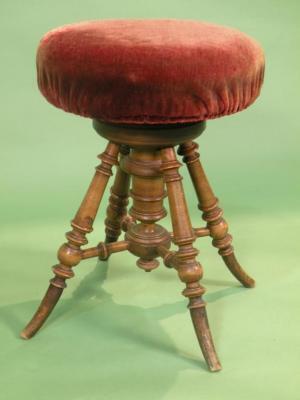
xmin=124 ymin=148 xmax=170 ymax=271
xmin=105 ymin=145 xmax=131 ymax=243
xmin=21 ymin=142 xmax=119 ymax=339
xmin=178 ymin=141 xmax=255 ymax=288
xmin=160 ymin=146 xmax=221 ymax=372
xmin=93 ymin=119 xmax=205 ymax=148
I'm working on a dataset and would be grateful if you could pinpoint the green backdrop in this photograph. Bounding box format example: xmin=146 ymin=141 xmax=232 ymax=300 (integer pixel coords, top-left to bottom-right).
xmin=1 ymin=1 xmax=299 ymax=399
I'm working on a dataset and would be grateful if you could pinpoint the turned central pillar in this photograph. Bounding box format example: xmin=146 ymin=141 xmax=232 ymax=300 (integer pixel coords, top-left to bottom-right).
xmin=121 ymin=149 xmax=171 ymax=271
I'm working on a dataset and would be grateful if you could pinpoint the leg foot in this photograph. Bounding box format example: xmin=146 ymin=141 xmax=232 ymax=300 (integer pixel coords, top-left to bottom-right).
xmin=189 ymin=298 xmax=221 ymax=371
xmin=203 ymin=202 xmax=256 ymax=288
xmin=222 ymin=253 xmax=255 ymax=288
xmin=20 ymin=283 xmax=64 ymax=339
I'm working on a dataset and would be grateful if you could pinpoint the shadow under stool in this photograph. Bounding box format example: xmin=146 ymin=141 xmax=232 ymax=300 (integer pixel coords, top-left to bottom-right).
xmin=21 ymin=19 xmax=265 ymax=372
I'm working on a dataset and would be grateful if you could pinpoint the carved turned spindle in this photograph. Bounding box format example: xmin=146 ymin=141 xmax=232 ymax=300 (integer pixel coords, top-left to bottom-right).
xmin=178 ymin=141 xmax=255 ymax=288
xmin=20 ymin=142 xmax=119 ymax=339
xmin=104 ymin=145 xmax=131 ymax=243
xmin=123 ymin=149 xmax=170 ymax=271
xmin=160 ymin=147 xmax=221 ymax=372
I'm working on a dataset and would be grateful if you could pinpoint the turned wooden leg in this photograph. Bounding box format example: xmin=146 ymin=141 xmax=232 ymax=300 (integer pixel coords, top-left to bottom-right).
xmin=20 ymin=142 xmax=119 ymax=339
xmin=178 ymin=141 xmax=255 ymax=288
xmin=161 ymin=147 xmax=221 ymax=372
xmin=104 ymin=145 xmax=131 ymax=243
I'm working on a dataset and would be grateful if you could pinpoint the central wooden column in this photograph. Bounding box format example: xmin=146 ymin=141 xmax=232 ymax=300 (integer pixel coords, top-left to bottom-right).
xmin=121 ymin=149 xmax=171 ymax=271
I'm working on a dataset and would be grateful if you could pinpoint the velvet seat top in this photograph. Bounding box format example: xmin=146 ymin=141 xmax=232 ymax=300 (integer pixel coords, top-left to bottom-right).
xmin=37 ymin=19 xmax=265 ymax=125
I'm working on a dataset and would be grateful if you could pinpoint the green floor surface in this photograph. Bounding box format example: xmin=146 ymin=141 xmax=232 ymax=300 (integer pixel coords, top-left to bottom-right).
xmin=1 ymin=215 xmax=299 ymax=399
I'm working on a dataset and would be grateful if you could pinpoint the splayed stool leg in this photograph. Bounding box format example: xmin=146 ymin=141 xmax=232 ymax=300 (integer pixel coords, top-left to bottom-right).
xmin=178 ymin=141 xmax=255 ymax=288
xmin=21 ymin=142 xmax=120 ymax=339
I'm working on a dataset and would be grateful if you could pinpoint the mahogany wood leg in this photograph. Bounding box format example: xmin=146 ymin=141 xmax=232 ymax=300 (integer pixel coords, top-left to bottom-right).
xmin=161 ymin=147 xmax=221 ymax=372
xmin=104 ymin=145 xmax=131 ymax=243
xmin=178 ymin=141 xmax=255 ymax=288
xmin=20 ymin=142 xmax=119 ymax=339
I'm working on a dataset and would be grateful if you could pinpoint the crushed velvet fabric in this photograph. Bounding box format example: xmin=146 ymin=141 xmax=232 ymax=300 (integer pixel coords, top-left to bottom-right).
xmin=37 ymin=19 xmax=265 ymax=125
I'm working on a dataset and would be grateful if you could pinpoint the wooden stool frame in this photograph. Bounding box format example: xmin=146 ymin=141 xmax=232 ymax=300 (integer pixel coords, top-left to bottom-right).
xmin=21 ymin=121 xmax=255 ymax=372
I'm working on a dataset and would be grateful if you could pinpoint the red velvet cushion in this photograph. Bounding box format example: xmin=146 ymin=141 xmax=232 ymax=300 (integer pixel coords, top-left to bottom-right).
xmin=37 ymin=19 xmax=265 ymax=125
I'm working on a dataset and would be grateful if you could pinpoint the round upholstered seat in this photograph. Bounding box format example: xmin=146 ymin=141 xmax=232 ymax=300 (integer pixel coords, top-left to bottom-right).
xmin=37 ymin=19 xmax=265 ymax=125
